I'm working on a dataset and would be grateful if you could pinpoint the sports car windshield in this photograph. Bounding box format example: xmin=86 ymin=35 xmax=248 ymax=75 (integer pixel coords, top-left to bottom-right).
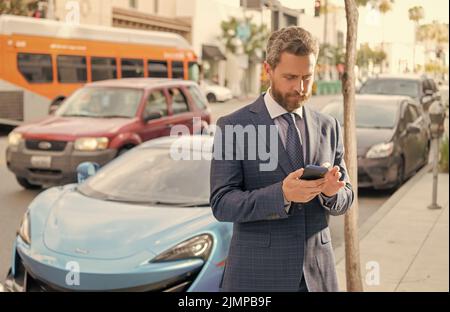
xmin=78 ymin=148 xmax=210 ymax=206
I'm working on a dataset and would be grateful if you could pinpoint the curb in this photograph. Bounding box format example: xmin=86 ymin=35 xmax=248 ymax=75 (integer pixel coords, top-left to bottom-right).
xmin=333 ymin=163 xmax=434 ymax=264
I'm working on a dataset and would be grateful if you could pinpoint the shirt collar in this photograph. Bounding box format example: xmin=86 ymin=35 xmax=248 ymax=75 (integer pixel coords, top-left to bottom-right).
xmin=264 ymin=88 xmax=303 ymax=120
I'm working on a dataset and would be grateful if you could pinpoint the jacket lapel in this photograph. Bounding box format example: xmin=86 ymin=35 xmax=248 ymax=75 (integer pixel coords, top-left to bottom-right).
xmin=303 ymin=106 xmax=320 ymax=165
xmin=249 ymin=95 xmax=293 ymax=175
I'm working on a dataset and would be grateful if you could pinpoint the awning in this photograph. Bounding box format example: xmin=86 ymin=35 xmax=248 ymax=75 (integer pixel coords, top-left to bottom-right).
xmin=202 ymin=45 xmax=227 ymax=61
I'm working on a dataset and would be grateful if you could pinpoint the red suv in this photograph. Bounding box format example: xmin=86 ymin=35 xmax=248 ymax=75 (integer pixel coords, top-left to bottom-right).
xmin=6 ymin=78 xmax=211 ymax=189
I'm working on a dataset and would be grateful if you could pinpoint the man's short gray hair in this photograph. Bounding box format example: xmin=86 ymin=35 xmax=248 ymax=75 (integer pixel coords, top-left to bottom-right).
xmin=266 ymin=26 xmax=319 ymax=69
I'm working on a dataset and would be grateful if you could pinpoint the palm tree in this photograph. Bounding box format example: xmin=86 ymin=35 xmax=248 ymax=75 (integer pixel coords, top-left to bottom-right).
xmin=408 ymin=6 xmax=425 ymax=72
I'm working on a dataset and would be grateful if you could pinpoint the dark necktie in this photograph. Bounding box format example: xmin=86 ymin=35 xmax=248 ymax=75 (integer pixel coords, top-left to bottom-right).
xmin=281 ymin=112 xmax=304 ymax=170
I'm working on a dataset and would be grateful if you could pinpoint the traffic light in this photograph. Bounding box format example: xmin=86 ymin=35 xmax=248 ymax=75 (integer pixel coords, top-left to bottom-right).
xmin=314 ymin=0 xmax=321 ymax=17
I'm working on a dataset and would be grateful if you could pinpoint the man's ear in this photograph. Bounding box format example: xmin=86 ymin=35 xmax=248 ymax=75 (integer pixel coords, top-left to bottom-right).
xmin=264 ymin=61 xmax=273 ymax=80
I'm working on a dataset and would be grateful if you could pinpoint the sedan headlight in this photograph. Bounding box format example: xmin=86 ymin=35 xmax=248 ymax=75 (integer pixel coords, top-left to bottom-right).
xmin=18 ymin=212 xmax=31 ymax=245
xmin=366 ymin=142 xmax=394 ymax=158
xmin=8 ymin=132 xmax=23 ymax=146
xmin=74 ymin=137 xmax=109 ymax=151
xmin=151 ymin=234 xmax=213 ymax=263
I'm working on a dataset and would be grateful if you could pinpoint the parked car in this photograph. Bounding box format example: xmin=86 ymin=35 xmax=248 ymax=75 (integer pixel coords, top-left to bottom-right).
xmin=3 ymin=135 xmax=232 ymax=292
xmin=200 ymin=80 xmax=233 ymax=103
xmin=6 ymin=78 xmax=211 ymax=189
xmin=358 ymin=74 xmax=442 ymax=112
xmin=321 ymin=95 xmax=430 ymax=189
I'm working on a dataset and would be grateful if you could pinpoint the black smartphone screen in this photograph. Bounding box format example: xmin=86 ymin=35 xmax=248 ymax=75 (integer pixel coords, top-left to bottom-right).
xmin=301 ymin=165 xmax=328 ymax=180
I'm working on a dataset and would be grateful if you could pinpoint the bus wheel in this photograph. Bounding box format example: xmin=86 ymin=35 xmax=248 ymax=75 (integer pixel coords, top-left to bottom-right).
xmin=48 ymin=97 xmax=65 ymax=115
xmin=16 ymin=176 xmax=42 ymax=190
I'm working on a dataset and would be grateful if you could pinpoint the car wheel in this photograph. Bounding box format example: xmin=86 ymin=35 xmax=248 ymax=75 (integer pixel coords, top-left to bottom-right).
xmin=16 ymin=176 xmax=42 ymax=190
xmin=206 ymin=93 xmax=217 ymax=103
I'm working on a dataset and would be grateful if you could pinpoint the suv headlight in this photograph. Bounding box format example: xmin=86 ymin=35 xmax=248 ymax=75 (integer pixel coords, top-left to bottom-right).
xmin=74 ymin=137 xmax=109 ymax=151
xmin=8 ymin=132 xmax=23 ymax=146
xmin=18 ymin=212 xmax=31 ymax=245
xmin=366 ymin=142 xmax=394 ymax=158
xmin=151 ymin=234 xmax=213 ymax=263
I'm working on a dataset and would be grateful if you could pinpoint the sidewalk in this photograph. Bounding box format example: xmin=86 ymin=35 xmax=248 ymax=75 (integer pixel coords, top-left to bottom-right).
xmin=334 ymin=165 xmax=449 ymax=292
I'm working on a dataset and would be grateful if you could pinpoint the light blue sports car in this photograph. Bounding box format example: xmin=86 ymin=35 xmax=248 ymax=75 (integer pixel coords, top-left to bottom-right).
xmin=3 ymin=135 xmax=232 ymax=292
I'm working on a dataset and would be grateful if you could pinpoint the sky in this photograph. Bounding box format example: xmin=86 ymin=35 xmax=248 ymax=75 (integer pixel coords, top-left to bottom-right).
xmin=279 ymin=0 xmax=449 ymax=24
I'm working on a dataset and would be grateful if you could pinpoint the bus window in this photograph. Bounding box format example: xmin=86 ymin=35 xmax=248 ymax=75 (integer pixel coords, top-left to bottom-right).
xmin=171 ymin=61 xmax=184 ymax=79
xmin=17 ymin=53 xmax=53 ymax=83
xmin=188 ymin=62 xmax=200 ymax=83
xmin=148 ymin=60 xmax=168 ymax=78
xmin=57 ymin=55 xmax=87 ymax=83
xmin=121 ymin=59 xmax=144 ymax=78
xmin=91 ymin=57 xmax=117 ymax=81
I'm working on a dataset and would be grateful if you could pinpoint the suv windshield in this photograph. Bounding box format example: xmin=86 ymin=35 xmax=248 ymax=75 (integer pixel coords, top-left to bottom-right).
xmin=77 ymin=147 xmax=210 ymax=206
xmin=57 ymin=87 xmax=143 ymax=118
xmin=359 ymin=79 xmax=420 ymax=98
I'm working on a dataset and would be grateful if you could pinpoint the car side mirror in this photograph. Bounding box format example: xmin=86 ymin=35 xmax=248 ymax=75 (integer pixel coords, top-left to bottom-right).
xmin=406 ymin=123 xmax=421 ymax=134
xmin=77 ymin=162 xmax=100 ymax=184
xmin=143 ymin=111 xmax=162 ymax=122
xmin=424 ymin=89 xmax=434 ymax=96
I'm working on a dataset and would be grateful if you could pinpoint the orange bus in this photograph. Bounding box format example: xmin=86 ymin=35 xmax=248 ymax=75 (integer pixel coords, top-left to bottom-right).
xmin=0 ymin=14 xmax=199 ymax=126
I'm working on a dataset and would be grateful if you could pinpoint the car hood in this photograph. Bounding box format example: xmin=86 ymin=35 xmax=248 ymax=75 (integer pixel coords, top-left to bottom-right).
xmin=356 ymin=127 xmax=395 ymax=156
xmin=42 ymin=190 xmax=212 ymax=260
xmin=18 ymin=116 xmax=134 ymax=140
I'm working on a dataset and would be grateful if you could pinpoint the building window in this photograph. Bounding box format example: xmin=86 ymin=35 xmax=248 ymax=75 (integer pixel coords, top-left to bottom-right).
xmin=57 ymin=55 xmax=87 ymax=83
xmin=17 ymin=53 xmax=53 ymax=83
xmin=91 ymin=57 xmax=117 ymax=81
xmin=148 ymin=60 xmax=168 ymax=78
xmin=129 ymin=0 xmax=138 ymax=9
xmin=171 ymin=61 xmax=184 ymax=79
xmin=121 ymin=59 xmax=144 ymax=78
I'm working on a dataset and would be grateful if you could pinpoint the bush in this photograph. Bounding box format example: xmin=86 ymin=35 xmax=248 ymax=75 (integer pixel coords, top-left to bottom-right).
xmin=439 ymin=135 xmax=449 ymax=172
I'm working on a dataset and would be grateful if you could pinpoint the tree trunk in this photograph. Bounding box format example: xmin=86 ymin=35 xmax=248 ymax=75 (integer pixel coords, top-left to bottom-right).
xmin=343 ymin=0 xmax=363 ymax=292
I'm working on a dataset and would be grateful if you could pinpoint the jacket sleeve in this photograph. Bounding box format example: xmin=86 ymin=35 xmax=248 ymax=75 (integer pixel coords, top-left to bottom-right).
xmin=209 ymin=116 xmax=289 ymax=223
xmin=318 ymin=117 xmax=354 ymax=216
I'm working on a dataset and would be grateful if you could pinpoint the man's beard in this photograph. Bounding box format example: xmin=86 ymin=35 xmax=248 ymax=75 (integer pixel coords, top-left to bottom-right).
xmin=271 ymin=84 xmax=311 ymax=112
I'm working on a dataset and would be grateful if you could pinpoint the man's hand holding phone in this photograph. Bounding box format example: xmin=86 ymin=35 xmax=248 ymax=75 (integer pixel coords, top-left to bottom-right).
xmin=282 ymin=164 xmax=346 ymax=203
xmin=321 ymin=164 xmax=346 ymax=197
xmin=282 ymin=168 xmax=327 ymax=203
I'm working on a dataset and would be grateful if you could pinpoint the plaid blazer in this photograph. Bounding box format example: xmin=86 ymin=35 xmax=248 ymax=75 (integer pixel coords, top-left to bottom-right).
xmin=210 ymin=95 xmax=354 ymax=292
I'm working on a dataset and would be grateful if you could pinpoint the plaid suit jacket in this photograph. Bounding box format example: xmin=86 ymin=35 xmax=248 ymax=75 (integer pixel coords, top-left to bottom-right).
xmin=210 ymin=95 xmax=354 ymax=292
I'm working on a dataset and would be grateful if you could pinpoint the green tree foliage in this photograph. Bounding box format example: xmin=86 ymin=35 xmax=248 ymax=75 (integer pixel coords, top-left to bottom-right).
xmin=220 ymin=16 xmax=269 ymax=60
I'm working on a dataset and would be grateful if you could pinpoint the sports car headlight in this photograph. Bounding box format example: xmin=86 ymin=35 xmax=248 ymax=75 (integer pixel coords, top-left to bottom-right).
xmin=18 ymin=212 xmax=31 ymax=245
xmin=74 ymin=137 xmax=109 ymax=151
xmin=8 ymin=132 xmax=23 ymax=146
xmin=366 ymin=142 xmax=394 ymax=159
xmin=151 ymin=234 xmax=213 ymax=262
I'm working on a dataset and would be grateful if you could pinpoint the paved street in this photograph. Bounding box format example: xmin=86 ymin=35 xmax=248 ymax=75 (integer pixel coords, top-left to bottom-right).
xmin=0 ymin=95 xmax=391 ymax=283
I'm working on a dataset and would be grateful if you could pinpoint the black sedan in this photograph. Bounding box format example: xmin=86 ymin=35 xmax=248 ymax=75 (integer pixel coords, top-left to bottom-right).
xmin=321 ymin=95 xmax=430 ymax=190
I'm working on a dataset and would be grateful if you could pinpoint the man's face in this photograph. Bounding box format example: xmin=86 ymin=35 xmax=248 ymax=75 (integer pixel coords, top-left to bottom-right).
xmin=265 ymin=52 xmax=316 ymax=112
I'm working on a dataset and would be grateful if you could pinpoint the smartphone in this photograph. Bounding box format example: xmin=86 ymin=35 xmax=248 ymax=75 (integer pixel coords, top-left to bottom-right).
xmin=300 ymin=165 xmax=328 ymax=180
